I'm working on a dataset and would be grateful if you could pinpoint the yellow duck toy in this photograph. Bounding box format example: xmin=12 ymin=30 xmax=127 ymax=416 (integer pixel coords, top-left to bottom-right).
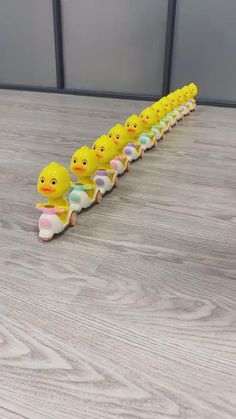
xmin=124 ymin=114 xmax=144 ymax=161
xmin=36 ymin=162 xmax=75 ymax=241
xmin=108 ymin=124 xmax=131 ymax=174
xmin=139 ymin=107 xmax=159 ymax=150
xmin=188 ymin=82 xmax=198 ymax=111
xmin=180 ymin=87 xmax=191 ymax=115
xmin=174 ymin=88 xmax=189 ymax=116
xmin=159 ymin=96 xmax=177 ymax=127
xmin=69 ymin=146 xmax=102 ymax=213
xmin=167 ymin=92 xmax=183 ymax=121
xmin=92 ymin=135 xmax=118 ymax=194
xmin=151 ymin=101 xmax=171 ymax=133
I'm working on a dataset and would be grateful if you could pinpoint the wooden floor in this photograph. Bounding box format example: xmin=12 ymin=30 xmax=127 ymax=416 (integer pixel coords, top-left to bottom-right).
xmin=0 ymin=90 xmax=235 ymax=419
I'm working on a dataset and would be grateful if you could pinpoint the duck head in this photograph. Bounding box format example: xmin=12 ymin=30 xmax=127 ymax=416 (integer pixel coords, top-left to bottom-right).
xmin=92 ymin=135 xmax=117 ymax=164
xmin=108 ymin=124 xmax=129 ymax=149
xmin=70 ymin=146 xmax=99 ymax=177
xmin=125 ymin=114 xmax=143 ymax=138
xmin=139 ymin=107 xmax=157 ymax=129
xmin=188 ymin=82 xmax=198 ymax=98
xmin=160 ymin=97 xmax=172 ymax=114
xmin=167 ymin=92 xmax=178 ymax=109
xmin=175 ymin=89 xmax=185 ymax=105
xmin=151 ymin=101 xmax=165 ymax=119
xmin=182 ymin=85 xmax=191 ymax=100
xmin=37 ymin=162 xmax=71 ymax=198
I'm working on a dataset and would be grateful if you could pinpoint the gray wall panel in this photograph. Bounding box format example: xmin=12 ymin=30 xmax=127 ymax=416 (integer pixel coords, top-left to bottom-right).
xmin=0 ymin=0 xmax=56 ymax=86
xmin=171 ymin=0 xmax=236 ymax=101
xmin=62 ymin=0 xmax=168 ymax=95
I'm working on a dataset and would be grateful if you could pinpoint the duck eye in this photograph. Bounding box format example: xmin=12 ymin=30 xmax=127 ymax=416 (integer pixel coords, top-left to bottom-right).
xmin=73 ymin=158 xmax=77 ymax=164
xmin=82 ymin=160 xmax=87 ymax=165
xmin=134 ymin=124 xmax=137 ymax=128
xmin=127 ymin=123 xmax=130 ymax=127
xmin=51 ymin=178 xmax=57 ymax=185
xmin=109 ymin=134 xmax=112 ymax=138
xmin=100 ymin=147 xmax=104 ymax=152
xmin=116 ymin=135 xmax=120 ymax=140
xmin=40 ymin=177 xmax=45 ymax=184
xmin=146 ymin=116 xmax=149 ymax=119
xmin=92 ymin=145 xmax=96 ymax=150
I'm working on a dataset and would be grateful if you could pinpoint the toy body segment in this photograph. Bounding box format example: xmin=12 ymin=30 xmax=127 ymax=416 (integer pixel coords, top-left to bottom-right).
xmin=69 ymin=146 xmax=102 ymax=212
xmin=124 ymin=115 xmax=144 ymax=160
xmin=92 ymin=135 xmax=119 ymax=194
xmin=108 ymin=124 xmax=131 ymax=174
xmin=36 ymin=162 xmax=75 ymax=241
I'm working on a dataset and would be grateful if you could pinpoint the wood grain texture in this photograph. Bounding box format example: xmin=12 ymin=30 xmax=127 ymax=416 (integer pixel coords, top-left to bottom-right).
xmin=0 ymin=90 xmax=235 ymax=419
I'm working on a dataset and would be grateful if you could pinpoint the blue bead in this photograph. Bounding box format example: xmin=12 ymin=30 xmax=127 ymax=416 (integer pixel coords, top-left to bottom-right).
xmin=70 ymin=190 xmax=81 ymax=202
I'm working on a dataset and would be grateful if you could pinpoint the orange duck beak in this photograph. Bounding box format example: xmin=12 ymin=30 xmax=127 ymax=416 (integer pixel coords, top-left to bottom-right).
xmin=74 ymin=166 xmax=86 ymax=173
xmin=40 ymin=185 xmax=55 ymax=194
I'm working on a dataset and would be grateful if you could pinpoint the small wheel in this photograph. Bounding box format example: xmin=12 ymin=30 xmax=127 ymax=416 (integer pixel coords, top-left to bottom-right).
xmin=126 ymin=161 xmax=131 ymax=173
xmin=140 ymin=149 xmax=144 ymax=159
xmin=69 ymin=211 xmax=77 ymax=226
xmin=95 ymin=191 xmax=102 ymax=204
xmin=114 ymin=176 xmax=119 ymax=188
xmin=153 ymin=138 xmax=158 ymax=148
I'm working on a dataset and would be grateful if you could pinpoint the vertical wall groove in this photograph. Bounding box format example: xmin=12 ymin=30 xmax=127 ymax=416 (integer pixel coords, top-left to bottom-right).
xmin=52 ymin=0 xmax=64 ymax=89
xmin=162 ymin=0 xmax=177 ymax=95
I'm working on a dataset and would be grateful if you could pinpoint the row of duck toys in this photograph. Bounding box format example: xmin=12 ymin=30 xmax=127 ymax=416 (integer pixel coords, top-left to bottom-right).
xmin=36 ymin=83 xmax=198 ymax=241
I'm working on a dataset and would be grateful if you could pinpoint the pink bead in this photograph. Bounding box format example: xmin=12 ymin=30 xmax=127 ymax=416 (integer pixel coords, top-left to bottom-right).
xmin=110 ymin=161 xmax=118 ymax=170
xmin=40 ymin=218 xmax=52 ymax=229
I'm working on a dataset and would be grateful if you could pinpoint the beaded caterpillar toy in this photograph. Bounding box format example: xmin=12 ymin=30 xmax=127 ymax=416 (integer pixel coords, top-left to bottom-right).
xmin=36 ymin=83 xmax=198 ymax=241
